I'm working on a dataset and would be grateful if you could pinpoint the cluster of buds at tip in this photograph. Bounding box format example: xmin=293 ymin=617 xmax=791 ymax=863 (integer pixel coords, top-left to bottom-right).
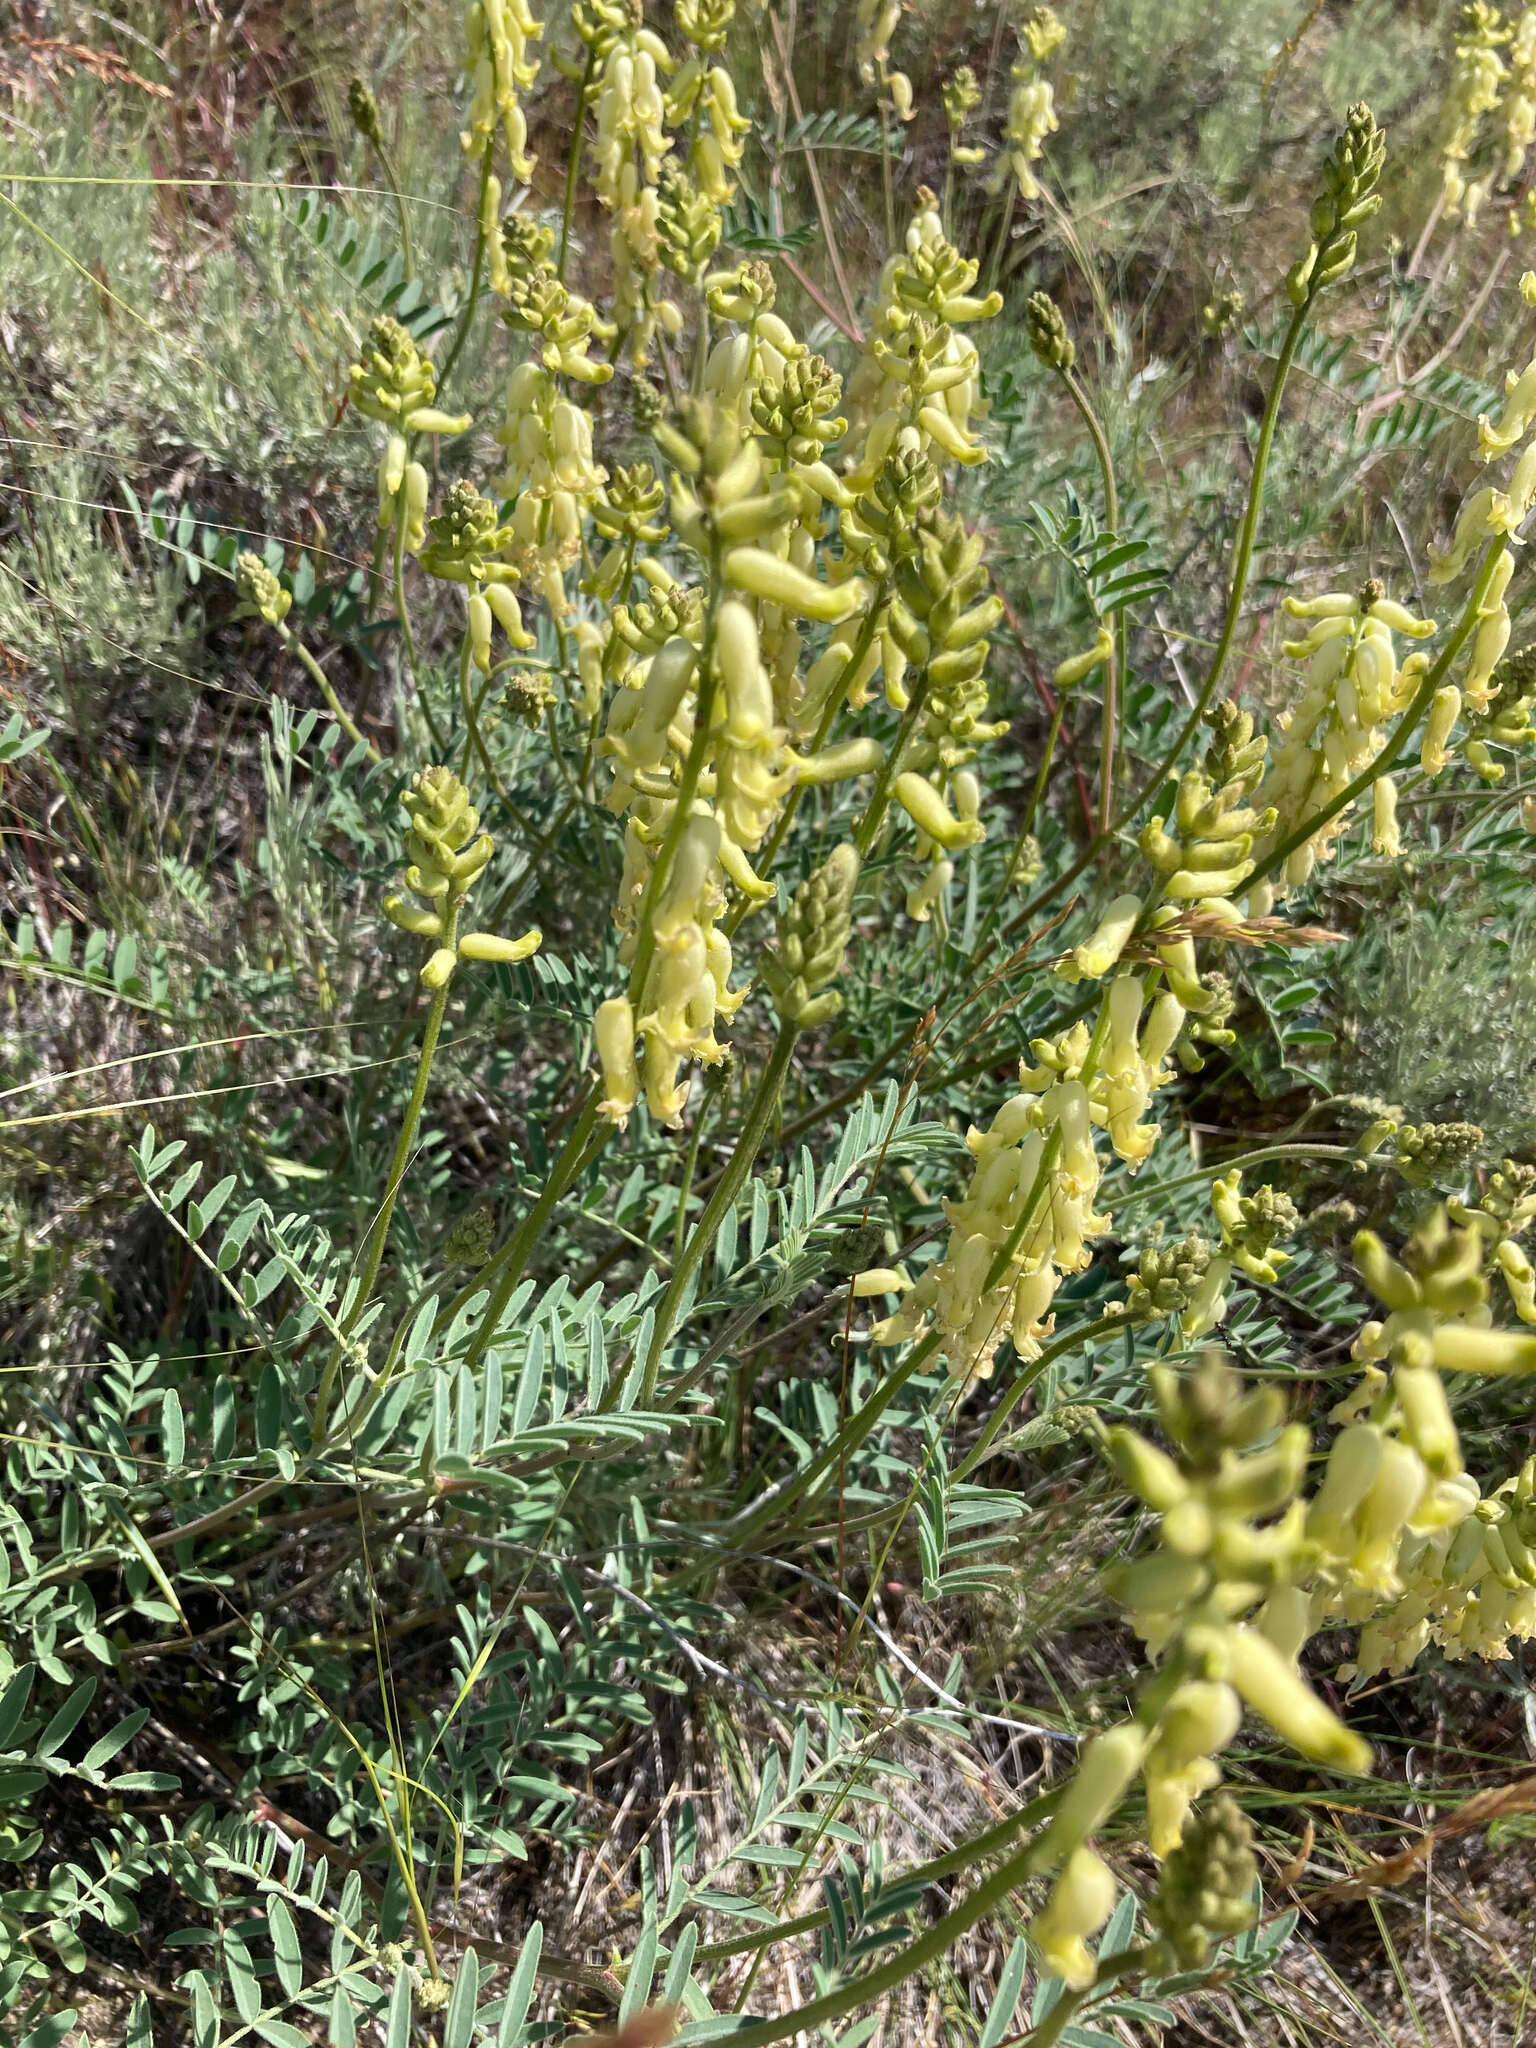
xmin=349 ymin=317 xmax=470 ymax=553
xmin=1149 ymin=1793 xmax=1259 ymax=1970
xmin=750 ymin=355 xmax=847 ymax=467
xmin=760 ymin=845 xmax=860 ymax=1029
xmin=233 ymin=551 xmax=291 ymax=629
xmin=1025 ymin=289 xmax=1075 ymax=373
xmin=349 ymin=316 xmax=469 ymax=440
xmin=657 ymin=160 xmax=723 ymax=281
xmin=1394 ymin=1120 xmax=1484 ymax=1190
xmin=499 ymin=217 xmax=615 ymax=383
xmin=1212 ymin=1170 xmax=1298 ymax=1284
xmin=1201 ymin=289 xmax=1245 ymax=337
xmin=846 ymin=197 xmax=999 ymax=475
xmin=347 ymin=76 xmax=385 ymax=149
xmin=1287 ymin=102 xmax=1385 ymax=304
xmin=383 ymin=768 xmax=541 ymax=988
xmin=1111 ymin=1231 xmax=1226 ymax=1340
xmin=1132 ymin=703 xmax=1270 ymax=1008
xmin=886 ymin=509 xmax=1004 ymax=868
xmin=419 ymin=481 xmax=532 ymax=670
xmin=990 ymin=10 xmax=1066 ymax=203
xmin=444 ymin=1205 xmax=496 ymax=1266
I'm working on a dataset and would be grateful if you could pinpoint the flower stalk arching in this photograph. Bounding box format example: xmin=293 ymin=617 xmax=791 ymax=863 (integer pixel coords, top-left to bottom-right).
xmin=347 ymin=75 xmax=416 ymax=282
xmin=317 ymin=769 xmax=540 ymax=1435
xmin=233 ymin=552 xmax=381 ymax=763
xmin=1126 ymin=103 xmax=1386 ymax=828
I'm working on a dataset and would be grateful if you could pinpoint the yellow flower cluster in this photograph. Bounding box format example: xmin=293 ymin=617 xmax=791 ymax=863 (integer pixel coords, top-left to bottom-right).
xmin=1439 ymin=2 xmax=1508 ymax=220
xmin=873 ymin=1033 xmax=1110 ymax=1382
xmin=1435 ymin=3 xmax=1536 ymax=220
xmin=1277 ymin=1206 xmax=1536 ymax=1680
xmin=1026 ymin=1357 xmax=1368 ymax=1989
xmin=846 ymin=195 xmax=1002 ymax=474
xmin=462 ymin=0 xmax=543 ymax=184
xmin=382 ymin=767 xmax=541 ymax=989
xmin=990 ymin=7 xmax=1067 ymax=203
xmin=347 ymin=317 xmax=470 ymax=553
xmin=592 ymin=396 xmax=885 ymax=1127
xmin=1245 ymin=585 xmax=1435 ymax=907
xmin=578 ymin=0 xmax=684 ymax=363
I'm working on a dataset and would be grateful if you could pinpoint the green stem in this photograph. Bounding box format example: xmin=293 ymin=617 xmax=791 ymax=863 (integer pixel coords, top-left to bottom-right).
xmin=631 ymin=1026 xmax=797 ymax=1409
xmin=457 ymin=1096 xmax=609 ymax=1375
xmin=1111 ymin=1142 xmax=1357 ymax=1214
xmin=278 ymin=623 xmax=381 ymax=761
xmin=1123 ymin=297 xmax=1310 ymax=826
xmin=620 ymin=543 xmax=727 ymax=1002
xmin=1027 ymin=1945 xmax=1162 ymax=2048
xmin=559 ymin=46 xmax=598 ymax=284
xmin=854 ymin=668 xmax=933 ymax=858
xmin=672 ymin=1084 xmax=713 ymax=1260
xmin=374 ymin=138 xmax=417 ymax=283
xmin=951 ymin=1314 xmax=1119 ymax=1484
xmin=877 ymin=97 xmax=897 ymax=256
xmin=315 ymin=904 xmax=460 ymax=1436
xmin=1061 ymin=366 xmax=1120 ymax=836
xmin=434 ymin=141 xmax=495 ymax=413
xmin=715 ymin=1333 xmax=940 ymax=1554
xmin=692 ymin=1786 xmax=1060 ymax=1964
xmin=688 ymin=1796 xmax=1058 ymax=2048
xmin=967 ymin=689 xmax=1067 ymax=971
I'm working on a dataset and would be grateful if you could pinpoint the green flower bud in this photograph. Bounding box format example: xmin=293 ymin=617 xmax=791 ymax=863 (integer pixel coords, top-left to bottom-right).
xmin=677 ymin=0 xmax=734 ymax=50
xmin=1025 ymin=289 xmax=1075 ymax=373
xmin=1287 ymin=102 xmax=1384 ymax=304
xmin=420 ymin=480 xmax=517 ymax=587
xmin=458 ymin=928 xmax=542 ymax=964
xmin=1394 ymin=1120 xmax=1484 ymax=1191
xmin=943 ymin=64 xmax=982 ymax=132
xmin=760 ymin=844 xmax=860 ymax=1028
xmin=445 ymin=1205 xmax=496 ymax=1266
xmin=234 ymin=550 xmax=291 ymax=627
xmin=657 ymin=160 xmax=723 ymax=281
xmin=347 ymin=75 xmax=385 ymax=149
xmin=1151 ymin=1792 xmax=1259 ymax=1968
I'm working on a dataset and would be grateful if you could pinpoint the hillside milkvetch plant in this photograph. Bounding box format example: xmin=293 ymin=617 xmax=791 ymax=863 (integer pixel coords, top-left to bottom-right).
xmin=20 ymin=16 xmax=1536 ymax=2048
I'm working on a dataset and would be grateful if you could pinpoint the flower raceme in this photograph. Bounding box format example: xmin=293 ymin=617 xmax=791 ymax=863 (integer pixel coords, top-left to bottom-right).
xmin=382 ymin=767 xmax=541 ymax=989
